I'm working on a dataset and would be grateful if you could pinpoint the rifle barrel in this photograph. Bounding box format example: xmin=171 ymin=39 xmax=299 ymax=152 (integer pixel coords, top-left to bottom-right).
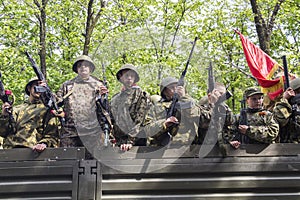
xmin=282 ymin=55 xmax=290 ymax=90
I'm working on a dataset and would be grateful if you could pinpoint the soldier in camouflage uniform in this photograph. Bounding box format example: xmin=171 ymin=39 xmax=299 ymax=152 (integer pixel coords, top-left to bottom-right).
xmin=0 ymin=136 xmax=3 ymax=149
xmin=229 ymin=87 xmax=279 ymax=148
xmin=196 ymin=83 xmax=234 ymax=146
xmin=56 ymin=55 xmax=109 ymax=153
xmin=273 ymin=78 xmax=300 ymax=143
xmin=0 ymin=78 xmax=60 ymax=152
xmin=143 ymin=77 xmax=200 ymax=146
xmin=110 ymin=64 xmax=151 ymax=151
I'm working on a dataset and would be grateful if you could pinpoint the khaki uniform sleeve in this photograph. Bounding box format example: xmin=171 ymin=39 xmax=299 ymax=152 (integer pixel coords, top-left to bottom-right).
xmin=37 ymin=112 xmax=60 ymax=148
xmin=273 ymin=98 xmax=292 ymax=127
xmin=0 ymin=115 xmax=15 ymax=137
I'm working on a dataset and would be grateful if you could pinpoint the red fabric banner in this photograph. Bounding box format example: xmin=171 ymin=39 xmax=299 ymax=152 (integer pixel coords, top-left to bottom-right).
xmin=235 ymin=30 xmax=284 ymax=100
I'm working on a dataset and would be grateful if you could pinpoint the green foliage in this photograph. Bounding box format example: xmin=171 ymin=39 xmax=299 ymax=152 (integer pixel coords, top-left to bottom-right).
xmin=0 ymin=0 xmax=299 ymax=114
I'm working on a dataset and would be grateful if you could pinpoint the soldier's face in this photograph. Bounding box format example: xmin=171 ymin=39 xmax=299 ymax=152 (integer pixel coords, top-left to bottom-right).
xmin=163 ymin=83 xmax=177 ymax=100
xmin=120 ymin=70 xmax=136 ymax=87
xmin=29 ymin=82 xmax=41 ymax=99
xmin=247 ymin=94 xmax=263 ymax=109
xmin=77 ymin=61 xmax=91 ymax=78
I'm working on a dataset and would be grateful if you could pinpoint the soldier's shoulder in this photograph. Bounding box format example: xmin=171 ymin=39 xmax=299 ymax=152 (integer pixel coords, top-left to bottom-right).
xmin=61 ymin=78 xmax=76 ymax=86
xmin=90 ymin=75 xmax=104 ymax=84
xmin=111 ymin=92 xmax=121 ymax=101
xmin=150 ymin=95 xmax=162 ymax=104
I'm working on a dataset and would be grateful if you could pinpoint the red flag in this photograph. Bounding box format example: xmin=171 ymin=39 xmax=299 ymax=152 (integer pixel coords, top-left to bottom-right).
xmin=235 ymin=30 xmax=284 ymax=100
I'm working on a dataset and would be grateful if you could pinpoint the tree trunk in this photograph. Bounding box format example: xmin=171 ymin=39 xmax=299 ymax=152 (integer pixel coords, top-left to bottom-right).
xmin=34 ymin=0 xmax=48 ymax=78
xmin=83 ymin=0 xmax=105 ymax=56
xmin=249 ymin=0 xmax=285 ymax=55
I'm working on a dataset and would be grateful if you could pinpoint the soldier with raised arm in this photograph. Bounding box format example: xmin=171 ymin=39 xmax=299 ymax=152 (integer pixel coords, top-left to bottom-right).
xmin=143 ymin=77 xmax=200 ymax=146
xmin=0 ymin=78 xmax=60 ymax=152
xmin=273 ymin=78 xmax=300 ymax=143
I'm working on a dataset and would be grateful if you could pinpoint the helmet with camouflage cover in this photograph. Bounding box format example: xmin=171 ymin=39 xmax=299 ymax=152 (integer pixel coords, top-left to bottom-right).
xmin=290 ymin=78 xmax=300 ymax=91
xmin=25 ymin=77 xmax=39 ymax=95
xmin=116 ymin=64 xmax=140 ymax=83
xmin=160 ymin=77 xmax=178 ymax=96
xmin=72 ymin=55 xmax=95 ymax=73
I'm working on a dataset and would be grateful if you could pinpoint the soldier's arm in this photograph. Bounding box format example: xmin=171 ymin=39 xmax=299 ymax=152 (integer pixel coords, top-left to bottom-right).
xmin=142 ymin=105 xmax=170 ymax=140
xmin=273 ymin=98 xmax=292 ymax=127
xmin=38 ymin=113 xmax=60 ymax=148
xmin=0 ymin=103 xmax=16 ymax=137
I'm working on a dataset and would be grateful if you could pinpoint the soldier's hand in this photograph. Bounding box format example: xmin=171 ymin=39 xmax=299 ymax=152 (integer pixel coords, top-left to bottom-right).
xmin=51 ymin=109 xmax=65 ymax=118
xmin=283 ymin=87 xmax=295 ymax=100
xmin=2 ymin=102 xmax=12 ymax=115
xmin=208 ymin=89 xmax=222 ymax=104
xmin=230 ymin=140 xmax=241 ymax=149
xmin=99 ymin=85 xmax=109 ymax=95
xmin=164 ymin=116 xmax=179 ymax=128
xmin=32 ymin=143 xmax=47 ymax=152
xmin=120 ymin=143 xmax=132 ymax=151
xmin=38 ymin=80 xmax=47 ymax=87
xmin=238 ymin=125 xmax=249 ymax=134
xmin=175 ymin=86 xmax=185 ymax=97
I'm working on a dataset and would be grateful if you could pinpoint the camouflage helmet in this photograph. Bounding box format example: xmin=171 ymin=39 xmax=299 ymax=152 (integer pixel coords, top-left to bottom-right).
xmin=72 ymin=55 xmax=95 ymax=73
xmin=160 ymin=77 xmax=178 ymax=96
xmin=116 ymin=64 xmax=140 ymax=83
xmin=25 ymin=77 xmax=39 ymax=95
xmin=290 ymin=78 xmax=300 ymax=91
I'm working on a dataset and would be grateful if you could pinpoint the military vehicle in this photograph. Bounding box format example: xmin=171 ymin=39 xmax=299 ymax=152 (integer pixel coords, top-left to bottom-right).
xmin=1 ymin=143 xmax=300 ymax=200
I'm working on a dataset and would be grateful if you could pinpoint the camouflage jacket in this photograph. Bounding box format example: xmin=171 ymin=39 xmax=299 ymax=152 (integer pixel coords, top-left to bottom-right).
xmin=196 ymin=102 xmax=234 ymax=145
xmin=231 ymin=108 xmax=279 ymax=144
xmin=144 ymin=95 xmax=200 ymax=146
xmin=57 ymin=75 xmax=106 ymax=139
xmin=273 ymin=98 xmax=300 ymax=143
xmin=110 ymin=86 xmax=150 ymax=146
xmin=0 ymin=99 xmax=60 ymax=149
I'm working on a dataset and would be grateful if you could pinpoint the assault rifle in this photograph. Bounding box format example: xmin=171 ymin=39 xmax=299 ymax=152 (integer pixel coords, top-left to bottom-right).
xmin=0 ymin=72 xmax=15 ymax=123
xmin=282 ymin=55 xmax=300 ymax=106
xmin=96 ymin=63 xmax=112 ymax=147
xmin=159 ymin=37 xmax=197 ymax=146
xmin=237 ymin=97 xmax=249 ymax=143
xmin=206 ymin=62 xmax=232 ymax=104
xmin=282 ymin=55 xmax=300 ymax=141
xmin=25 ymin=52 xmax=65 ymax=126
xmin=282 ymin=55 xmax=290 ymax=90
xmin=166 ymin=36 xmax=198 ymax=118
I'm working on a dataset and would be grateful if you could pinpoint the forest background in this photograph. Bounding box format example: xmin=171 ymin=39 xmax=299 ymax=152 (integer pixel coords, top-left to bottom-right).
xmin=0 ymin=0 xmax=298 ymax=113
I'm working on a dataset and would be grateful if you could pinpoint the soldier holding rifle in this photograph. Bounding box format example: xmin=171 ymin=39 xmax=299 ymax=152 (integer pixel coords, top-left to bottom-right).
xmin=273 ymin=78 xmax=300 ymax=143
xmin=56 ymin=55 xmax=110 ymax=157
xmin=229 ymin=87 xmax=279 ymax=148
xmin=144 ymin=76 xmax=200 ymax=146
xmin=0 ymin=77 xmax=60 ymax=152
